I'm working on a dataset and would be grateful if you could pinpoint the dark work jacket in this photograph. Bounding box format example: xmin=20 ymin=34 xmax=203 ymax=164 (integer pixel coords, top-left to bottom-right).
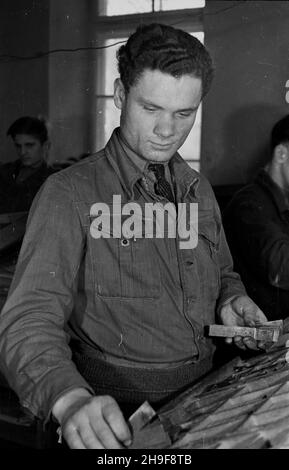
xmin=0 ymin=129 xmax=245 ymax=419
xmin=0 ymin=159 xmax=55 ymax=214
xmin=224 ymin=170 xmax=289 ymax=320
xmin=0 ymin=159 xmax=56 ymax=261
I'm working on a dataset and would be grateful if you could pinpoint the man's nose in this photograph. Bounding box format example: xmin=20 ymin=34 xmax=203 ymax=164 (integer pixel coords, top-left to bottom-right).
xmin=153 ymin=115 xmax=175 ymax=138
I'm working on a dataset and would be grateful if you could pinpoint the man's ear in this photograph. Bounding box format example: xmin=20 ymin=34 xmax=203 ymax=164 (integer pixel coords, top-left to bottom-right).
xmin=114 ymin=78 xmax=126 ymax=110
xmin=274 ymin=143 xmax=289 ymax=164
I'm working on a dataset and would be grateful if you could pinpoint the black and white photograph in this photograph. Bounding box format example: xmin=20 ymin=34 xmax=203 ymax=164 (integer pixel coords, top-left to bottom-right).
xmin=0 ymin=0 xmax=289 ymax=453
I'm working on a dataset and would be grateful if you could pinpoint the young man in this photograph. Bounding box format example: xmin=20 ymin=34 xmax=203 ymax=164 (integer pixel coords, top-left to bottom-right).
xmin=224 ymin=114 xmax=289 ymax=320
xmin=0 ymin=117 xmax=54 ymax=308
xmin=0 ymin=23 xmax=267 ymax=449
xmin=0 ymin=116 xmax=53 ymax=214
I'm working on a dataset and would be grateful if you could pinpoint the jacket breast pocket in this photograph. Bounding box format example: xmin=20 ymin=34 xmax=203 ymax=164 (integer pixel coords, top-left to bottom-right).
xmin=88 ymin=214 xmax=161 ymax=299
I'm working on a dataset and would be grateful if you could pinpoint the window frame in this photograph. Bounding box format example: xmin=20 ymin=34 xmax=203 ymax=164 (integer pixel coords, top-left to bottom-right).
xmin=93 ymin=7 xmax=204 ymax=38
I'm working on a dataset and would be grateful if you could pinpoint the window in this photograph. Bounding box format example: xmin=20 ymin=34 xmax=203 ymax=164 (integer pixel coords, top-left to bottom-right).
xmin=98 ymin=0 xmax=205 ymax=16
xmin=92 ymin=1 xmax=205 ymax=171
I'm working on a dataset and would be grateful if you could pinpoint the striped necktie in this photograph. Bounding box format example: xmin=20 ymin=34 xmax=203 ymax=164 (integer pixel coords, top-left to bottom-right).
xmin=148 ymin=163 xmax=175 ymax=203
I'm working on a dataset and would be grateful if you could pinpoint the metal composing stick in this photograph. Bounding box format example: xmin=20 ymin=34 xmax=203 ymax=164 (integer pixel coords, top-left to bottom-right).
xmin=207 ymin=321 xmax=283 ymax=343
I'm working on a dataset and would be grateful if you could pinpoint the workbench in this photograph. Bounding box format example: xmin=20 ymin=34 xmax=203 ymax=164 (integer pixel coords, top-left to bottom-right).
xmin=1 ymin=337 xmax=289 ymax=448
xmin=131 ymin=339 xmax=289 ymax=449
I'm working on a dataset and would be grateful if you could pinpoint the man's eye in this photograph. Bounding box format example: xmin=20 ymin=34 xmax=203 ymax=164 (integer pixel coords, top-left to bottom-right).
xmin=178 ymin=112 xmax=192 ymax=118
xmin=144 ymin=106 xmax=156 ymax=112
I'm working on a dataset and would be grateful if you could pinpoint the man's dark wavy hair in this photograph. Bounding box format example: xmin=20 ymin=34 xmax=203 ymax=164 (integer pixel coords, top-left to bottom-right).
xmin=117 ymin=23 xmax=214 ymax=97
xmin=7 ymin=116 xmax=48 ymax=144
xmin=271 ymin=114 xmax=289 ymax=153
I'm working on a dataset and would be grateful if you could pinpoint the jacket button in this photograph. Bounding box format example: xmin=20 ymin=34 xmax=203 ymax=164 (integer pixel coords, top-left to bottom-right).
xmin=121 ymin=238 xmax=129 ymax=247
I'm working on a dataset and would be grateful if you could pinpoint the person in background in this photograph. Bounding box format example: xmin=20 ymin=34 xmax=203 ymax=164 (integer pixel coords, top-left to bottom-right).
xmin=224 ymin=114 xmax=289 ymax=320
xmin=0 ymin=116 xmax=54 ymax=214
xmin=0 ymin=116 xmax=55 ymax=309
xmin=0 ymin=23 xmax=268 ymax=450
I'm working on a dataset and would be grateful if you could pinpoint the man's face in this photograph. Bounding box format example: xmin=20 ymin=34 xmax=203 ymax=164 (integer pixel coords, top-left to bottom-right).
xmin=114 ymin=69 xmax=202 ymax=162
xmin=13 ymin=134 xmax=47 ymax=167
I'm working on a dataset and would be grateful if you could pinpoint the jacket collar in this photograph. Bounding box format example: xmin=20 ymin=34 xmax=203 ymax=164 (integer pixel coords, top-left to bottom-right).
xmin=169 ymin=153 xmax=200 ymax=201
xmin=105 ymin=128 xmax=200 ymax=201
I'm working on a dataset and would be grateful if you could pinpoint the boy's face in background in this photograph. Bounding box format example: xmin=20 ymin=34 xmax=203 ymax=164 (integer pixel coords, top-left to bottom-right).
xmin=13 ymin=134 xmax=47 ymax=167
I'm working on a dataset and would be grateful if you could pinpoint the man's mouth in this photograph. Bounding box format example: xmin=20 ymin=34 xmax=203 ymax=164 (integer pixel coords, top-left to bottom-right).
xmin=150 ymin=142 xmax=174 ymax=150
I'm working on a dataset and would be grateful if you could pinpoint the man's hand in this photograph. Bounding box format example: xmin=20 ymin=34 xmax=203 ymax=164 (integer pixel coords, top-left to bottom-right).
xmin=218 ymin=295 xmax=268 ymax=351
xmin=52 ymin=388 xmax=132 ymax=449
